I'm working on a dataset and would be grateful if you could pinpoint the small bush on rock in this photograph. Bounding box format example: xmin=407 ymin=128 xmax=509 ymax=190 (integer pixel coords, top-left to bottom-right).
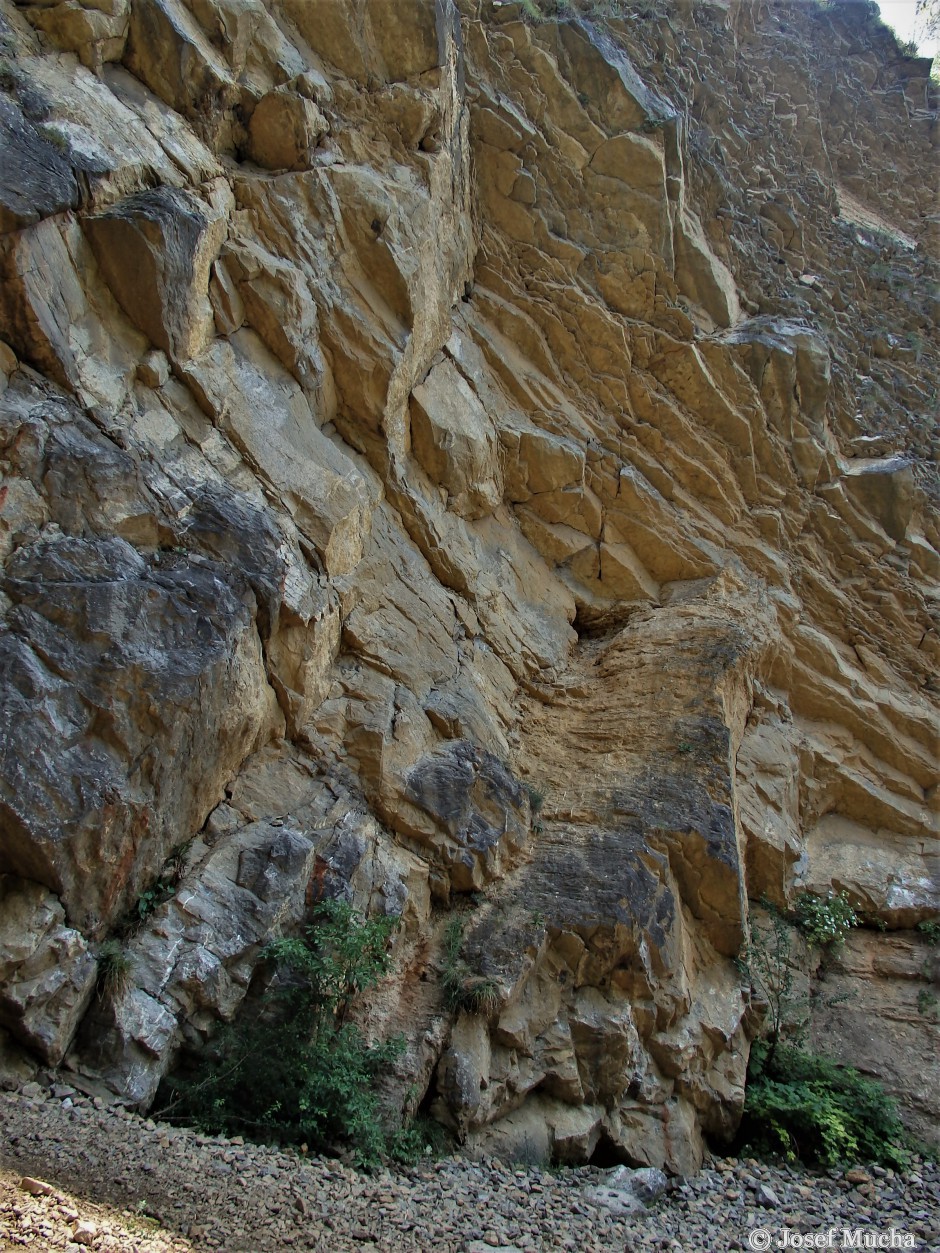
xmin=96 ymin=939 xmax=132 ymax=1001
xmin=156 ymin=900 xmax=423 ymax=1168
xmin=441 ymin=916 xmax=501 ymax=1015
xmin=793 ymin=890 xmax=858 ymax=947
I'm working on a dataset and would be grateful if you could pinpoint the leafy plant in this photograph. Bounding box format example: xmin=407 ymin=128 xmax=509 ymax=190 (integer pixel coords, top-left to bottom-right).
xmin=264 ymin=898 xmax=398 ymax=1025
xmin=96 ymin=939 xmax=132 ymax=1001
xmin=793 ymin=890 xmax=858 ymax=948
xmin=155 ymin=900 xmax=424 ymax=1168
xmin=917 ymin=918 xmax=940 ymax=945
xmin=121 ymin=841 xmax=193 ymax=935
xmin=739 ymin=899 xmax=910 ymax=1170
xmin=916 ymin=989 xmax=938 ymax=1018
xmin=738 ymin=1044 xmax=909 ymax=1169
xmin=133 ymin=878 xmax=175 ymax=924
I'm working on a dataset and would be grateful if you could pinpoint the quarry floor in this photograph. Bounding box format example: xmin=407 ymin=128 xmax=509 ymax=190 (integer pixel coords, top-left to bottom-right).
xmin=0 ymin=1090 xmax=938 ymax=1253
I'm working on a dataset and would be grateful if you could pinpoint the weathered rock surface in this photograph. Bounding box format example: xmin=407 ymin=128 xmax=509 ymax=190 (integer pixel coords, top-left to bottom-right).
xmin=0 ymin=0 xmax=936 ymax=1166
xmin=0 ymin=877 xmax=95 ymax=1065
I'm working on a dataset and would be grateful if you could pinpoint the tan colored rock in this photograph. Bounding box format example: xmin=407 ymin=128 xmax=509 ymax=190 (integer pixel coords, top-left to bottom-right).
xmin=123 ymin=0 xmax=237 ymax=150
xmin=590 ymin=131 xmax=667 ymax=191
xmin=410 ymin=357 xmax=502 ymax=519
xmin=222 ymin=239 xmax=331 ymax=400
xmin=842 ymin=456 xmax=915 ymax=543
xmin=0 ymin=478 xmax=47 ymax=562
xmin=247 ymin=89 xmax=328 ymax=171
xmin=612 ymin=1096 xmax=705 ymax=1177
xmin=23 ymin=0 xmax=129 ymax=70
xmin=803 ymin=814 xmax=938 ymax=927
xmin=0 ymin=215 xmax=146 ymax=412
xmin=135 ymin=348 xmax=170 ymax=389
xmin=811 ymin=930 xmax=940 ymax=1149
xmin=737 ymin=705 xmax=803 ymax=907
xmin=0 ymin=0 xmax=936 ymax=1173
xmin=83 ymin=186 xmax=226 ymax=362
xmin=182 ymin=331 xmax=377 ymax=576
xmin=208 ymin=258 xmax=244 ymax=337
xmin=279 ymin=0 xmax=441 ymax=84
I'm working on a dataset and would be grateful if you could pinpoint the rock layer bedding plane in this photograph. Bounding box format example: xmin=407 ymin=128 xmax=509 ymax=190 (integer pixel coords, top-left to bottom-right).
xmin=0 ymin=0 xmax=937 ymax=1168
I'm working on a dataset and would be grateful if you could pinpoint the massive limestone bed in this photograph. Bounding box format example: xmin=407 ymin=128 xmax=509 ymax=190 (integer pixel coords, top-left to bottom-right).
xmin=0 ymin=0 xmax=937 ymax=1168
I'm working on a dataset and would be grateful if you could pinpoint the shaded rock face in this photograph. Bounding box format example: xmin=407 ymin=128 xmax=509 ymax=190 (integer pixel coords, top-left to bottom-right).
xmin=0 ymin=0 xmax=937 ymax=1167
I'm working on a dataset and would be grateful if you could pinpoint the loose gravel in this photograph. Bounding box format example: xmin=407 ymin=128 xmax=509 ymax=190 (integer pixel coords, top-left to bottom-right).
xmin=1 ymin=1086 xmax=938 ymax=1252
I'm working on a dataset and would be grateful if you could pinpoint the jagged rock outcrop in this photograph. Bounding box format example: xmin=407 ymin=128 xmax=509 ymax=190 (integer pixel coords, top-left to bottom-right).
xmin=0 ymin=0 xmax=936 ymax=1170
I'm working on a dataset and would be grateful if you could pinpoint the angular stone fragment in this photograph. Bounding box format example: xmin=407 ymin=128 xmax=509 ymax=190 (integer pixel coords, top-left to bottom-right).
xmin=83 ymin=186 xmax=225 ymax=361
xmin=124 ymin=0 xmax=237 ymax=149
xmin=585 ymin=1165 xmax=667 ymax=1215
xmin=247 ymin=89 xmax=328 ymax=171
xmin=0 ymin=877 xmax=96 ymax=1065
xmin=0 ymin=536 xmax=275 ymax=934
xmin=590 ymin=131 xmax=666 ymax=191
xmin=842 ymin=456 xmax=914 ymax=543
xmin=181 ymin=332 xmax=376 ymax=576
xmin=23 ymin=0 xmax=129 ymax=71
xmin=410 ymin=358 xmax=502 ymax=519
xmin=0 ymin=97 xmax=78 ymax=233
xmin=398 ymin=741 xmax=530 ymax=894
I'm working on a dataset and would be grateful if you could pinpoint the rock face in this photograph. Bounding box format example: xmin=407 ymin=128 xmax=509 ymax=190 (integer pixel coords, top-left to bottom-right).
xmin=0 ymin=0 xmax=936 ymax=1168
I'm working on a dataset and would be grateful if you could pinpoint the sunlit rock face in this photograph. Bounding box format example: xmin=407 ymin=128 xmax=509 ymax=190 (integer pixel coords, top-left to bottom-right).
xmin=0 ymin=0 xmax=936 ymax=1164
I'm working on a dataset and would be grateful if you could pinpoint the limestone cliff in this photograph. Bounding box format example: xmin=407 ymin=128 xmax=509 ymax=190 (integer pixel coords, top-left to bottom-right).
xmin=0 ymin=0 xmax=936 ymax=1170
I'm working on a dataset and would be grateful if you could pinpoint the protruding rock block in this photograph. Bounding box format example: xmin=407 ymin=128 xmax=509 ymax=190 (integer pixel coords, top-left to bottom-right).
xmin=247 ymin=89 xmax=328 ymax=171
xmin=279 ymin=0 xmax=441 ymax=83
xmin=0 ymin=536 xmax=275 ymax=934
xmin=410 ymin=358 xmax=502 ymax=519
xmin=0 ymin=877 xmax=96 ymax=1065
xmin=842 ymin=456 xmax=914 ymax=543
xmin=673 ymin=208 xmax=741 ymax=329
xmin=84 ymin=186 xmax=225 ymax=362
xmin=22 ymin=0 xmax=129 ymax=71
xmin=0 ymin=97 xmax=79 ymax=234
xmin=182 ymin=332 xmax=376 ymax=576
xmin=124 ymin=0 xmax=237 ymax=149
xmin=590 ymin=131 xmax=666 ymax=192
xmin=398 ymin=741 xmax=531 ymax=895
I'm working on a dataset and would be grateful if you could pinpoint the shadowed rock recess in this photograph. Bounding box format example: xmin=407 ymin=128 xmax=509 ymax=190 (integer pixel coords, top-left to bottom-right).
xmin=0 ymin=0 xmax=936 ymax=1171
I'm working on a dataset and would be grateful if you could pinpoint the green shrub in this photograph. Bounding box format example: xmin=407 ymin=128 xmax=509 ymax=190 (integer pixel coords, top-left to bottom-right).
xmin=916 ymin=918 xmax=940 ymax=945
xmin=264 ymin=897 xmax=398 ymax=1022
xmin=738 ymin=1044 xmax=909 ymax=1169
xmin=793 ymin=890 xmax=858 ymax=947
xmin=739 ymin=899 xmax=908 ymax=1170
xmin=155 ymin=900 xmax=426 ymax=1168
